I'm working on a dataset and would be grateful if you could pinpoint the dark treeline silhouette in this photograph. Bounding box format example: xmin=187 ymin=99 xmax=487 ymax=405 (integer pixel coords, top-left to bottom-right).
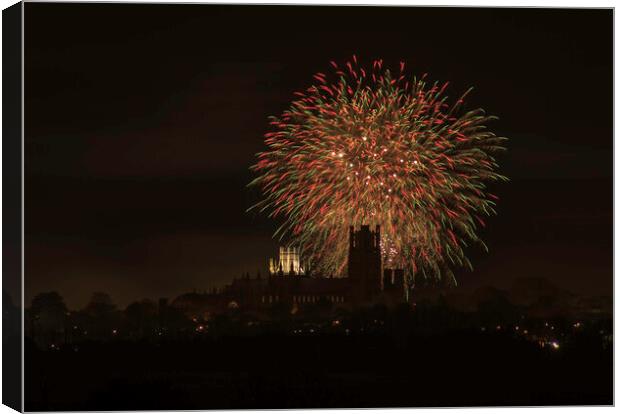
xmin=26 ymin=291 xmax=196 ymax=347
xmin=23 ymin=286 xmax=612 ymax=410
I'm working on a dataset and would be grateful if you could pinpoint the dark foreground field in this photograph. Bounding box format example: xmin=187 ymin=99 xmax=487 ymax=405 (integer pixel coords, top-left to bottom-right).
xmin=25 ymin=328 xmax=612 ymax=410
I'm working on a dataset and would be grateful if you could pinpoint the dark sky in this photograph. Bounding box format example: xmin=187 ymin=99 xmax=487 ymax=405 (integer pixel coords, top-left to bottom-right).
xmin=23 ymin=4 xmax=612 ymax=308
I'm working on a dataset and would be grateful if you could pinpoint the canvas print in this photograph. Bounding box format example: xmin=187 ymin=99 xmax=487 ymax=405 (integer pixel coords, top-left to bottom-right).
xmin=7 ymin=2 xmax=614 ymax=410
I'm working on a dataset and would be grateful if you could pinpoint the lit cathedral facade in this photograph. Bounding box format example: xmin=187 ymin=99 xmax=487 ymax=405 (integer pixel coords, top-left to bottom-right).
xmin=269 ymin=246 xmax=305 ymax=276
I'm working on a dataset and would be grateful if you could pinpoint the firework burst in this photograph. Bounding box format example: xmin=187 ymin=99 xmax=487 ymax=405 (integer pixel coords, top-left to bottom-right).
xmin=250 ymin=56 xmax=507 ymax=285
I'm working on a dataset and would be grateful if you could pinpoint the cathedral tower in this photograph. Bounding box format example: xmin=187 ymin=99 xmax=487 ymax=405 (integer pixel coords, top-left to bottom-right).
xmin=348 ymin=225 xmax=382 ymax=302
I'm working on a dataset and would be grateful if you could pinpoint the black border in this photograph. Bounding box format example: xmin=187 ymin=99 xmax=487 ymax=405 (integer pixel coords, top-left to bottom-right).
xmin=2 ymin=1 xmax=23 ymax=412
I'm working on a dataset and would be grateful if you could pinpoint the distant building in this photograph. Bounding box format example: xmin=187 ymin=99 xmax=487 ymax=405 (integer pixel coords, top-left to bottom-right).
xmin=171 ymin=225 xmax=407 ymax=318
xmin=269 ymin=246 xmax=304 ymax=276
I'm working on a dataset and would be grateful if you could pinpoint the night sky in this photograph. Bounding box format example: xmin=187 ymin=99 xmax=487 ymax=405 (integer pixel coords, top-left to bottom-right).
xmin=23 ymin=4 xmax=612 ymax=308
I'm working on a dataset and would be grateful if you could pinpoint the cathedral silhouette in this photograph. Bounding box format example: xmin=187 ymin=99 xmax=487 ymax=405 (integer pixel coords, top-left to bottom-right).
xmin=171 ymin=225 xmax=407 ymax=319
